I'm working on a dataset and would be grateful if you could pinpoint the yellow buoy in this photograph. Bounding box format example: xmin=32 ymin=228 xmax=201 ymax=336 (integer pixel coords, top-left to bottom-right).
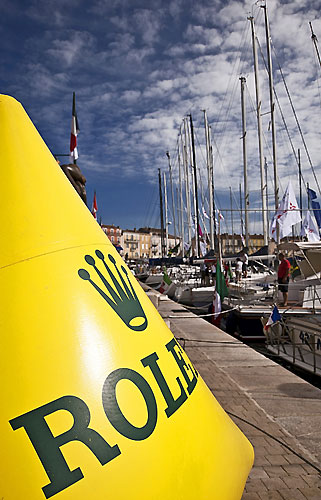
xmin=0 ymin=95 xmax=253 ymax=499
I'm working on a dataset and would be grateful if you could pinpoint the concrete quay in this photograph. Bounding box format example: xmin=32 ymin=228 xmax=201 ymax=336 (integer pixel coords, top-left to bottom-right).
xmin=144 ymin=286 xmax=321 ymax=500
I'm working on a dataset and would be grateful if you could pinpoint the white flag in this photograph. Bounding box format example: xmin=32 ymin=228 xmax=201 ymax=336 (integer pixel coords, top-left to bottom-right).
xmin=270 ymin=180 xmax=301 ymax=239
xmin=213 ymin=290 xmax=221 ymax=315
xmin=200 ymin=240 xmax=207 ymax=256
xmin=300 ymin=211 xmax=320 ymax=242
xmin=202 ymin=206 xmax=210 ymax=219
xmin=217 ymin=209 xmax=224 ymax=220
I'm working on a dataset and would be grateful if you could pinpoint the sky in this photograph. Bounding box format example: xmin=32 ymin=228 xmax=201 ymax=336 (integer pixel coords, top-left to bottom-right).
xmin=2 ymin=0 xmax=321 ymax=235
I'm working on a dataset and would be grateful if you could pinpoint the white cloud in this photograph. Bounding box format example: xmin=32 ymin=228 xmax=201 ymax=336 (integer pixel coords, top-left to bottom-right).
xmin=47 ymin=31 xmax=95 ymax=67
xmin=4 ymin=0 xmax=321 ymax=231
xmin=121 ymin=90 xmax=141 ymax=103
xmin=108 ymin=33 xmax=135 ymax=55
xmin=185 ymin=25 xmax=223 ymax=48
xmin=132 ymin=9 xmax=162 ymax=45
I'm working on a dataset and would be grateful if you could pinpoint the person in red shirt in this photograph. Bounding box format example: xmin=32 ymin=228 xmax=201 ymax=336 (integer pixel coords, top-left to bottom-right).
xmin=277 ymin=253 xmax=291 ymax=306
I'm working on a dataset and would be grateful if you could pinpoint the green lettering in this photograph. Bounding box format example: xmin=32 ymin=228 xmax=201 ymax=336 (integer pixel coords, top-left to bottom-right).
xmin=166 ymin=338 xmax=198 ymax=395
xmin=102 ymin=368 xmax=157 ymax=440
xmin=141 ymin=352 xmax=187 ymax=418
xmin=9 ymin=396 xmax=120 ymax=498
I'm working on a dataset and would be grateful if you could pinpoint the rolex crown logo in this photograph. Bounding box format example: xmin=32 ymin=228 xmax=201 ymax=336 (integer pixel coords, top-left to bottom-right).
xmin=78 ymin=250 xmax=148 ymax=332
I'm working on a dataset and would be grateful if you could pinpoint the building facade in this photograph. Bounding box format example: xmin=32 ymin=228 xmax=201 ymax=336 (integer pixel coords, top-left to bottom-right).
xmin=139 ymin=227 xmax=178 ymax=258
xmin=137 ymin=230 xmax=151 ymax=259
xmin=101 ymin=224 xmax=123 ymax=253
xmin=122 ymin=229 xmax=140 ymax=260
xmin=220 ymin=233 xmax=265 ymax=255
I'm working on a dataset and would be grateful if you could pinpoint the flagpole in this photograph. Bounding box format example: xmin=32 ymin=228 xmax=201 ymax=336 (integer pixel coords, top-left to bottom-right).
xmin=70 ymin=92 xmax=80 ymax=165
xmin=91 ymin=191 xmax=98 ymax=219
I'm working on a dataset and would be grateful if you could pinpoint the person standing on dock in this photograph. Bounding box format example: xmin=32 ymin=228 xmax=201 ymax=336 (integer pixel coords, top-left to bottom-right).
xmin=235 ymin=258 xmax=242 ymax=282
xmin=240 ymin=249 xmax=248 ymax=278
xmin=277 ymin=253 xmax=291 ymax=306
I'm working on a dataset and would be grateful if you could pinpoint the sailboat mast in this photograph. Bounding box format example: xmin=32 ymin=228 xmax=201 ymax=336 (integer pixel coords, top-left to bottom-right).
xmin=158 ymin=168 xmax=165 ymax=258
xmin=186 ymin=118 xmax=198 ymax=256
xmin=264 ymin=157 xmax=269 ymax=229
xmin=166 ymin=151 xmax=177 ymax=244
xmin=178 ymin=139 xmax=185 ymax=255
xmin=249 ymin=15 xmax=268 ymax=246
xmin=163 ymin=171 xmax=169 ymax=255
xmin=183 ymin=119 xmax=192 ymax=247
xmin=239 ymin=183 xmax=244 ymax=237
xmin=203 ymin=110 xmax=215 ymax=249
xmin=210 ymin=139 xmax=218 ymax=252
xmin=189 ymin=113 xmax=201 ymax=257
xmin=298 ymin=148 xmax=303 ymax=233
xmin=309 ymin=22 xmax=321 ymax=69
xmin=230 ymin=187 xmax=235 ymax=253
xmin=262 ymin=3 xmax=279 ymax=242
xmin=240 ymin=76 xmax=249 ymax=249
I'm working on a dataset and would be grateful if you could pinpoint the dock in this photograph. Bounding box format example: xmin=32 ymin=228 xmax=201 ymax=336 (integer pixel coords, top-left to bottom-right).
xmin=143 ymin=285 xmax=321 ymax=499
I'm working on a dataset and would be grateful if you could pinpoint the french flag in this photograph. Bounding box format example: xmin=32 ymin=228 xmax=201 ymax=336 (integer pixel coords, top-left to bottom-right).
xmin=92 ymin=191 xmax=98 ymax=219
xmin=70 ymin=92 xmax=79 ymax=161
xmin=264 ymin=305 xmax=281 ymax=330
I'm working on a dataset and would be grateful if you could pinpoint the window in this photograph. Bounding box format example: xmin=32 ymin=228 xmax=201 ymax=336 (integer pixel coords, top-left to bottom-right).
xmin=111 ymin=236 xmax=114 ymax=242
xmin=110 ymin=228 xmax=114 ymax=234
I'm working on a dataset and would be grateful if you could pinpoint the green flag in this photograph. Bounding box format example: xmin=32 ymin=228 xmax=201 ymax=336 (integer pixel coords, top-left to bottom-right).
xmin=216 ymin=262 xmax=228 ymax=299
xmin=159 ymin=268 xmax=172 ymax=294
xmin=228 ymin=263 xmax=233 ymax=280
xmin=290 ymin=258 xmax=301 ymax=279
xmin=168 ymin=242 xmax=180 ymax=256
xmin=214 ymin=261 xmax=228 ymax=313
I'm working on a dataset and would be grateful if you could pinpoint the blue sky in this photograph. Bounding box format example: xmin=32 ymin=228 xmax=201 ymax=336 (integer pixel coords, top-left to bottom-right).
xmin=2 ymin=0 xmax=321 ymax=234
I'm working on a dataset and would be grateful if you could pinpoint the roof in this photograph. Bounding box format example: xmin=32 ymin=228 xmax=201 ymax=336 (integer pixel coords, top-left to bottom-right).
xmin=278 ymin=242 xmax=321 ymax=252
xmin=278 ymin=241 xmax=321 ymax=278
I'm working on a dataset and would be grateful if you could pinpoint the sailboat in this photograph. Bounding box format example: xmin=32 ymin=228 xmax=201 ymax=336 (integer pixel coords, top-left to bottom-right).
xmin=263 ymin=241 xmax=321 ymax=376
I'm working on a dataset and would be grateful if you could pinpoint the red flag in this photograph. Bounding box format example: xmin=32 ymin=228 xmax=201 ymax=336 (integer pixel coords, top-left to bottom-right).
xmin=92 ymin=191 xmax=98 ymax=219
xmin=70 ymin=92 xmax=79 ymax=161
xmin=198 ymin=224 xmax=203 ymax=237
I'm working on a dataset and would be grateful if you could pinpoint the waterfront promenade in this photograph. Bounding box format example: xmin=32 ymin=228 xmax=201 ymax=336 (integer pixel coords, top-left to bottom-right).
xmin=143 ymin=285 xmax=321 ymax=499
